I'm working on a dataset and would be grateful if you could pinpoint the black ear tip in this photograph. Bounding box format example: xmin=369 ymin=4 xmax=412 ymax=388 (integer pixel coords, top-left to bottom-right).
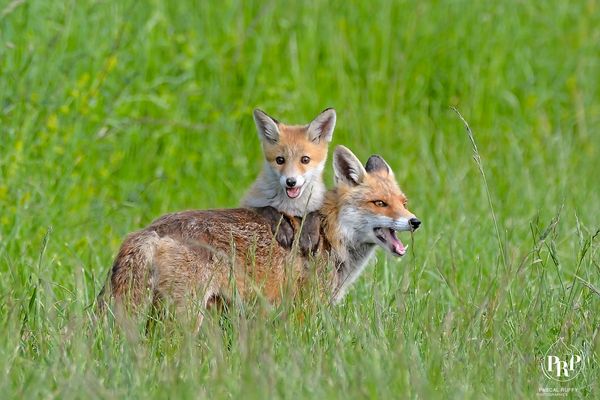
xmin=366 ymin=154 xmax=384 ymax=165
xmin=365 ymin=155 xmax=389 ymax=173
xmin=253 ymin=109 xmax=279 ymax=124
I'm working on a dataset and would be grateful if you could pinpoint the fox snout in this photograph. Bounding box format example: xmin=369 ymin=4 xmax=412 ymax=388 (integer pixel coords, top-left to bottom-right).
xmin=388 ymin=211 xmax=421 ymax=233
xmin=279 ymin=174 xmax=306 ymax=199
xmin=408 ymin=217 xmax=421 ymax=231
xmin=286 ymin=177 xmax=297 ymax=187
xmin=279 ymin=174 xmax=305 ymax=188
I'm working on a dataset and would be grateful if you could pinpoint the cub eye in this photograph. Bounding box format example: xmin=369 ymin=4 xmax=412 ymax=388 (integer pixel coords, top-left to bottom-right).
xmin=373 ymin=200 xmax=387 ymax=207
xmin=275 ymin=156 xmax=285 ymax=165
xmin=301 ymin=156 xmax=310 ymax=164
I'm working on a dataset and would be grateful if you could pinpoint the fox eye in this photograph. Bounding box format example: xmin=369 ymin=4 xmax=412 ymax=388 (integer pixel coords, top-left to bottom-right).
xmin=301 ymin=156 xmax=310 ymax=164
xmin=275 ymin=156 xmax=285 ymax=165
xmin=373 ymin=200 xmax=387 ymax=207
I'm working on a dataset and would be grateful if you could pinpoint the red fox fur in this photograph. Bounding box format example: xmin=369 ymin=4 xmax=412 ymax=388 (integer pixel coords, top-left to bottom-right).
xmin=98 ymin=146 xmax=420 ymax=325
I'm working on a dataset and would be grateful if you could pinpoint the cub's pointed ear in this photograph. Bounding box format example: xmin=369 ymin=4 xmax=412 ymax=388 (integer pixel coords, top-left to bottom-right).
xmin=365 ymin=155 xmax=393 ymax=176
xmin=307 ymin=108 xmax=336 ymax=143
xmin=253 ymin=109 xmax=280 ymax=144
xmin=333 ymin=145 xmax=366 ymax=187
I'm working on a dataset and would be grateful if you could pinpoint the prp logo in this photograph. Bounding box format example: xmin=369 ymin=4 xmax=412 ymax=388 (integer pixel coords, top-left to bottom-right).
xmin=541 ymin=338 xmax=584 ymax=382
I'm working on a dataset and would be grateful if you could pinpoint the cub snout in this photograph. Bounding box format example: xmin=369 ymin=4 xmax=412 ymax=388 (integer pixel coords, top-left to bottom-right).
xmin=285 ymin=177 xmax=297 ymax=187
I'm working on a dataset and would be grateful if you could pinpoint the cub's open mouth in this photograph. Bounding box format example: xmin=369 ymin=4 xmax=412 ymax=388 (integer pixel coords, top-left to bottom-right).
xmin=285 ymin=186 xmax=302 ymax=199
xmin=374 ymin=227 xmax=406 ymax=256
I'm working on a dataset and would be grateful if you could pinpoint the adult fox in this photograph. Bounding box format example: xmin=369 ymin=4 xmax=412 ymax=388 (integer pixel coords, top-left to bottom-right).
xmin=98 ymin=146 xmax=421 ymax=324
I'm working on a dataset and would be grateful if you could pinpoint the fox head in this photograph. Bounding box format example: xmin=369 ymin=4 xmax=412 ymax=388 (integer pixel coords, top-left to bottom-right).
xmin=253 ymin=108 xmax=336 ymax=201
xmin=331 ymin=145 xmax=421 ymax=257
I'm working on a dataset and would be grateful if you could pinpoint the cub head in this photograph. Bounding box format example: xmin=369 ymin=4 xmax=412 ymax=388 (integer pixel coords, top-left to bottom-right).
xmin=253 ymin=108 xmax=336 ymax=200
xmin=333 ymin=145 xmax=421 ymax=257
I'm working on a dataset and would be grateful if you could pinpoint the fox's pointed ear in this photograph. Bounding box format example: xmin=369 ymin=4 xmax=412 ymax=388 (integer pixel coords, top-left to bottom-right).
xmin=365 ymin=155 xmax=393 ymax=176
xmin=333 ymin=145 xmax=366 ymax=187
xmin=253 ymin=109 xmax=280 ymax=144
xmin=307 ymin=108 xmax=336 ymax=144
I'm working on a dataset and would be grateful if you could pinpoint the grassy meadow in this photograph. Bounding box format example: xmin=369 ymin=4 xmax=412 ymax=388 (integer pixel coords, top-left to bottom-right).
xmin=1 ymin=0 xmax=599 ymax=398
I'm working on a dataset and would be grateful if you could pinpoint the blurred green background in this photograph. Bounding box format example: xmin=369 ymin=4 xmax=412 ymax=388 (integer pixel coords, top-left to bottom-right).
xmin=1 ymin=0 xmax=599 ymax=398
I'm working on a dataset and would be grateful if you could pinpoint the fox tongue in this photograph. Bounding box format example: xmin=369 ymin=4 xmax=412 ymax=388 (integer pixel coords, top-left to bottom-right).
xmin=286 ymin=187 xmax=301 ymax=199
xmin=386 ymin=228 xmax=405 ymax=256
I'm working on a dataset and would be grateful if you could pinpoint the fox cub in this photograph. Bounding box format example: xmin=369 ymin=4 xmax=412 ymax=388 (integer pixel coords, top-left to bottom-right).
xmin=242 ymin=108 xmax=336 ymax=254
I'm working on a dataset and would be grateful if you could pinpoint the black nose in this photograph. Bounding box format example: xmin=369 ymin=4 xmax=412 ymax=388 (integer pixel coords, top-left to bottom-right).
xmin=409 ymin=218 xmax=421 ymax=230
xmin=286 ymin=178 xmax=297 ymax=187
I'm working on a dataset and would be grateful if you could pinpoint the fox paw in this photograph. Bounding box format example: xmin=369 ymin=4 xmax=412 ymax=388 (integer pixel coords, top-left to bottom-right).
xmin=274 ymin=220 xmax=295 ymax=249
xmin=254 ymin=206 xmax=295 ymax=249
xmin=298 ymin=211 xmax=321 ymax=257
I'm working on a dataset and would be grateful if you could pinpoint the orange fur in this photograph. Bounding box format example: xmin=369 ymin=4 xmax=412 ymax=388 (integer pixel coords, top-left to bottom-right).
xmin=262 ymin=124 xmax=329 ymax=178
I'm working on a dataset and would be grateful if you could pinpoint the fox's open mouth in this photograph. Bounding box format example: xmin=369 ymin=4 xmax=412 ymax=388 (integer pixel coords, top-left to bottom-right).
xmin=374 ymin=227 xmax=406 ymax=256
xmin=285 ymin=186 xmax=302 ymax=199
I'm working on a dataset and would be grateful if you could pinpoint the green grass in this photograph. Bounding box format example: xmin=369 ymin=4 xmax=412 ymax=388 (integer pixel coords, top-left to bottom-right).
xmin=1 ymin=0 xmax=599 ymax=398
